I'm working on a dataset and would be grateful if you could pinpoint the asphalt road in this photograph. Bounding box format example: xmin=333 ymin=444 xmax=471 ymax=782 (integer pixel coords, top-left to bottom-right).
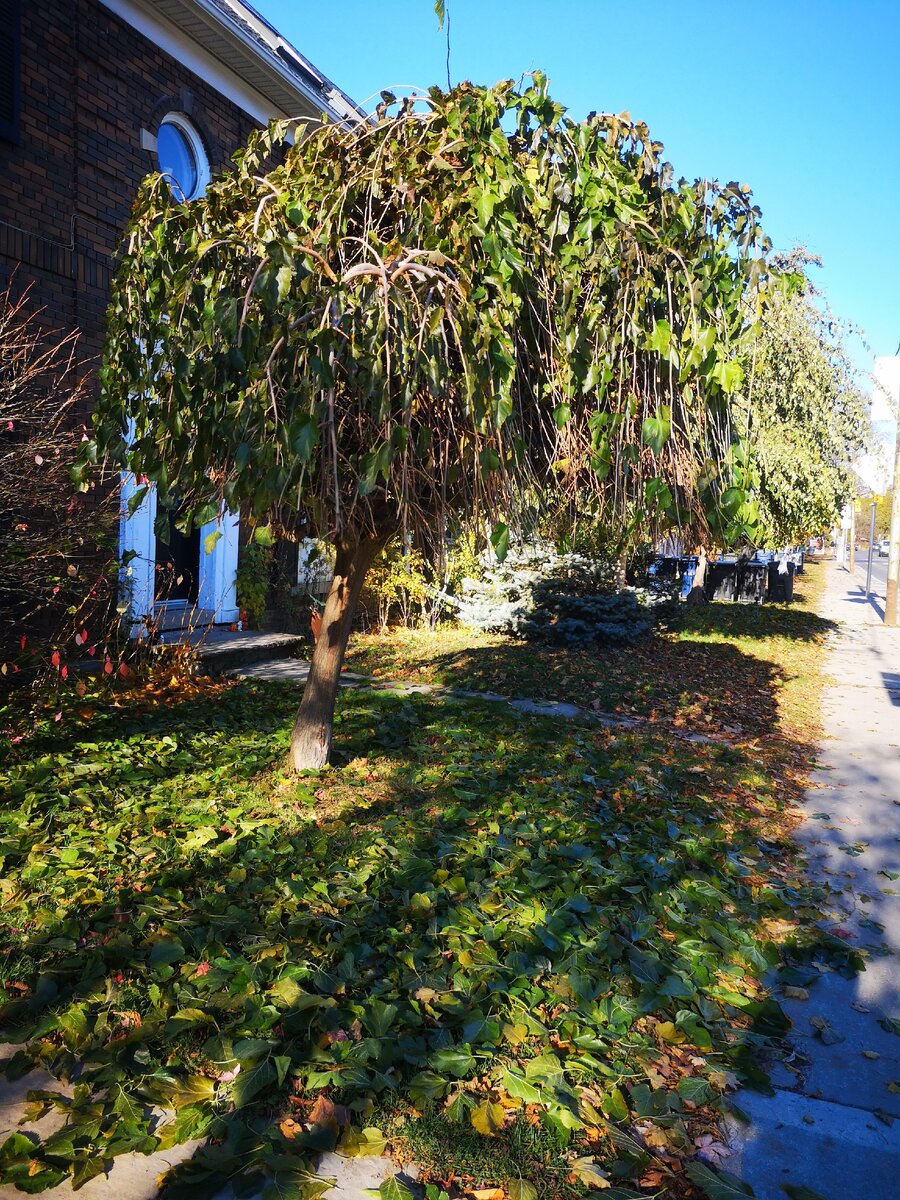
xmin=851 ymin=549 xmax=889 ymax=594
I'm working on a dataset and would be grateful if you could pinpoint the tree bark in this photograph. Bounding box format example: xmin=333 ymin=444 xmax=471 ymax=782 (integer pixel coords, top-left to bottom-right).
xmin=686 ymin=547 xmax=707 ymax=604
xmin=289 ymin=531 xmax=386 ymax=771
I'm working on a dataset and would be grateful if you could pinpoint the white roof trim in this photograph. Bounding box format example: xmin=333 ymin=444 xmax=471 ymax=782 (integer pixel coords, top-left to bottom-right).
xmin=100 ymin=0 xmax=357 ymax=126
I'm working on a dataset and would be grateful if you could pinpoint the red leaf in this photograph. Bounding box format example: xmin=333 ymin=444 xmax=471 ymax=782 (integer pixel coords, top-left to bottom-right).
xmin=51 ymin=651 xmax=61 ymax=668
xmin=119 ymin=662 xmax=129 ymax=677
xmin=61 ymin=666 xmax=68 ymax=680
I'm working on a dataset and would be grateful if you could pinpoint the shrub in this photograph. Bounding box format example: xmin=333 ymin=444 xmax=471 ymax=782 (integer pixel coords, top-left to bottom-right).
xmin=457 ymin=543 xmax=653 ymax=647
xmin=0 ymin=286 xmax=119 ymax=676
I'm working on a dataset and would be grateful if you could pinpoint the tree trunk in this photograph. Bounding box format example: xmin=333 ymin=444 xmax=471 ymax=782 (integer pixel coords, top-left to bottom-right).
xmin=686 ymin=547 xmax=707 ymax=604
xmin=289 ymin=531 xmax=385 ymax=771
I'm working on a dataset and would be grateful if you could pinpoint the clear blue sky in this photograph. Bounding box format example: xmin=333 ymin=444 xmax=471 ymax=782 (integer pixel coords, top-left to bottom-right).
xmin=261 ymin=0 xmax=899 ymax=375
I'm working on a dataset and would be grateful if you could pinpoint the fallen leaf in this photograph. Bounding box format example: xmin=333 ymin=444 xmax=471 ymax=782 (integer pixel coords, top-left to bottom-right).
xmin=470 ymin=1100 xmax=506 ymax=1137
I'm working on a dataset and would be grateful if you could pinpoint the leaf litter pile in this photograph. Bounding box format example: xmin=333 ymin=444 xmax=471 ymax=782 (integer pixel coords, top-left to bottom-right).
xmin=0 ymin=620 xmax=855 ymax=1198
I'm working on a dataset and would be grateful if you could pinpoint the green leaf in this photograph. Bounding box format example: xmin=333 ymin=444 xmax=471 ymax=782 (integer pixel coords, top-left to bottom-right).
xmin=165 ymin=1008 xmax=215 ymax=1035
xmin=430 ymin=1046 xmax=475 ymax=1078
xmin=553 ymin=402 xmax=571 ymax=429
xmin=507 ymin=1183 xmax=538 ymax=1200
xmin=646 ymin=319 xmax=671 ymax=356
xmin=490 ymin=521 xmax=509 ymax=562
xmin=601 ymin=1086 xmax=629 ymax=1122
xmin=686 ymin=1162 xmax=755 ymax=1199
xmin=203 ymin=529 xmax=222 ymax=555
xmin=0 ymin=1133 xmax=37 ymax=1165
xmin=253 ymin=524 xmax=276 ymax=547
xmin=677 ymin=1076 xmax=715 ymax=1104
xmin=364 ymin=998 xmax=399 ymax=1037
xmin=166 ymin=1074 xmax=216 ymax=1110
xmin=231 ymin=1057 xmax=277 ymax=1108
xmin=641 ymin=408 xmax=671 ymax=456
xmin=72 ymin=1157 xmax=105 ymax=1191
xmin=126 ymin=485 xmax=149 ymax=516
xmin=149 ymin=938 xmax=185 ymax=967
xmin=379 ymin=1177 xmax=414 ymax=1200
xmin=276 ymin=264 xmax=293 ymax=302
xmin=408 ymin=1071 xmax=447 ymax=1103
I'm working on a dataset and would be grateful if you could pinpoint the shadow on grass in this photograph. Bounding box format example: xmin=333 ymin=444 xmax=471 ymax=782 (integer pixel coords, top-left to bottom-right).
xmin=0 ymin=626 xmax=857 ymax=1198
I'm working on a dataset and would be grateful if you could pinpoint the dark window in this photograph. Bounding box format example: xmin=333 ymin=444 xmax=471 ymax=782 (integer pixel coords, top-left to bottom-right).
xmin=0 ymin=0 xmax=21 ymax=144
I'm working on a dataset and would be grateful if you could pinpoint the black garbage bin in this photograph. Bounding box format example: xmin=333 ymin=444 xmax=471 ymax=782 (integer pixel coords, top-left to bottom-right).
xmin=706 ymin=561 xmax=738 ymax=602
xmin=736 ymin=561 xmax=767 ymax=603
xmin=767 ymin=561 xmax=795 ymax=603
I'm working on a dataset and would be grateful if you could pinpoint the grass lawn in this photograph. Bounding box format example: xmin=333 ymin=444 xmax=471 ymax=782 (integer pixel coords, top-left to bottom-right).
xmin=347 ymin=566 xmax=830 ymax=743
xmin=0 ymin=566 xmax=853 ymax=1199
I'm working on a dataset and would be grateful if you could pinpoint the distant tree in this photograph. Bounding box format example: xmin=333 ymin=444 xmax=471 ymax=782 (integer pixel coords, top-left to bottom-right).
xmin=855 ymin=493 xmax=891 ymax=541
xmin=86 ymin=78 xmax=770 ymax=769
xmin=736 ymin=250 xmax=870 ymax=546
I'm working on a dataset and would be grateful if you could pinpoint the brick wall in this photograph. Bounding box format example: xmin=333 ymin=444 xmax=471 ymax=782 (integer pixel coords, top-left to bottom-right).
xmin=0 ymin=0 xmax=262 ymax=366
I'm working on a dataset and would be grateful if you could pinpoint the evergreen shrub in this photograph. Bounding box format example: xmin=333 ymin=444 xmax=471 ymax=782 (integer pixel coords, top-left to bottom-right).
xmin=457 ymin=545 xmax=654 ymax=647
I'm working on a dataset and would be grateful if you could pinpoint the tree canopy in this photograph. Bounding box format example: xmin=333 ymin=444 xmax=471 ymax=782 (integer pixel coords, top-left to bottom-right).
xmin=87 ymin=77 xmax=774 ymax=765
xmin=735 ymin=251 xmax=870 ymax=546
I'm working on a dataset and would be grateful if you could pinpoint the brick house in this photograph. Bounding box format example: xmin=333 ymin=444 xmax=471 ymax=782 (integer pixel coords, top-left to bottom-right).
xmin=0 ymin=0 xmax=359 ymax=631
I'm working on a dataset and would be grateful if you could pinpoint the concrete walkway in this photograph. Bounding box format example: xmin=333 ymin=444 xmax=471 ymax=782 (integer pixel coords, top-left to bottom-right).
xmin=725 ymin=562 xmax=900 ymax=1198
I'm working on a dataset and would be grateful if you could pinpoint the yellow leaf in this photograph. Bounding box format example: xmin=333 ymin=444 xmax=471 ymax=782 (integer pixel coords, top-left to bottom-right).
xmin=502 ymin=1022 xmax=528 ymax=1045
xmin=470 ymin=1100 xmax=506 ymax=1137
xmin=656 ymin=1021 xmax=686 ymax=1045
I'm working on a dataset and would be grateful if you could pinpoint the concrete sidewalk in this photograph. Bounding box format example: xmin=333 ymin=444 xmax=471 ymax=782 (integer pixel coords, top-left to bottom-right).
xmin=726 ymin=562 xmax=900 ymax=1199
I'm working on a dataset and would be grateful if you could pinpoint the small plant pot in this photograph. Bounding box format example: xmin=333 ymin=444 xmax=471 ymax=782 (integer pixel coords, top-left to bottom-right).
xmin=310 ymin=610 xmax=323 ymax=644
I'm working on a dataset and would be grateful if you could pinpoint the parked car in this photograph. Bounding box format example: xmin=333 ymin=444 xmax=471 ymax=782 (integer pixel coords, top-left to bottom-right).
xmin=878 ymin=539 xmax=890 ymax=557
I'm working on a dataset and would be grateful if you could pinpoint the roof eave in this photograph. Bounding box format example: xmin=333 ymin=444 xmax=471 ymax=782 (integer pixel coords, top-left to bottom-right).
xmin=186 ymin=0 xmax=364 ymax=127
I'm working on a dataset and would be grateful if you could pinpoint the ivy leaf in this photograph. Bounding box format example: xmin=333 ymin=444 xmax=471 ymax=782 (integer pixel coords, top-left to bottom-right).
xmin=430 ymin=1046 xmax=475 ymax=1078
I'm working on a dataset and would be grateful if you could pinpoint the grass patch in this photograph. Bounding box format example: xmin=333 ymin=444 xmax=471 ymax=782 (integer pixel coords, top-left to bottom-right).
xmin=0 ymin=567 xmax=849 ymax=1198
xmin=346 ymin=564 xmax=832 ymax=739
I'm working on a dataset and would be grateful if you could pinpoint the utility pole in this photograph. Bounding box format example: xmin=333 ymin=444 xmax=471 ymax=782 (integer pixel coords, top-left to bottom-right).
xmin=886 ymin=423 xmax=900 ymax=624
xmin=866 ymin=500 xmax=877 ymax=598
xmin=884 ymin=347 xmax=900 ymax=625
xmin=849 ymin=500 xmax=856 ymax=574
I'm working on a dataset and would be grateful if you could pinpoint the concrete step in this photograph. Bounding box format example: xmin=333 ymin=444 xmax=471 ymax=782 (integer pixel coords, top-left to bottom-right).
xmin=192 ymin=632 xmax=308 ymax=675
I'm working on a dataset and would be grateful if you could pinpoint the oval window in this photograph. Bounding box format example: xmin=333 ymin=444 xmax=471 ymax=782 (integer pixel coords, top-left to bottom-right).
xmin=156 ymin=115 xmax=207 ymax=201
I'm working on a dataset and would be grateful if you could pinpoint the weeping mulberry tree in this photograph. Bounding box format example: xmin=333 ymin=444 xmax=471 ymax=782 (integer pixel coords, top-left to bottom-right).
xmin=86 ymin=76 xmax=770 ymax=769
